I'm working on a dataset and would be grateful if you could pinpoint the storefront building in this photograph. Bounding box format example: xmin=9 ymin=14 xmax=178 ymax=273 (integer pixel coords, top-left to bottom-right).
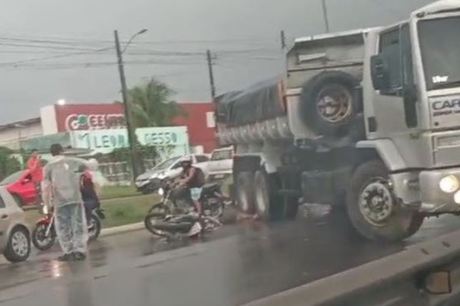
xmin=0 ymin=102 xmax=216 ymax=154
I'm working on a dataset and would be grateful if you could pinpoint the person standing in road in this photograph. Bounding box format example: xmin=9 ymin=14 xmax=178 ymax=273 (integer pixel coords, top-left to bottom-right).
xmin=26 ymin=149 xmax=43 ymax=204
xmin=42 ymin=144 xmax=88 ymax=261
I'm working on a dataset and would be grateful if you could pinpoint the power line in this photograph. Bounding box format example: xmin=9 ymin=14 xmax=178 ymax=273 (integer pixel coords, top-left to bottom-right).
xmin=0 ymin=59 xmax=209 ymax=70
xmin=0 ymin=47 xmax=112 ymax=67
xmin=0 ymin=34 xmax=278 ymax=47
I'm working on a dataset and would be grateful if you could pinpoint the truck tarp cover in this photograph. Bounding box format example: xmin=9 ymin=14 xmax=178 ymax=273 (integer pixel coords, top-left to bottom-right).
xmin=216 ymin=78 xmax=285 ymax=126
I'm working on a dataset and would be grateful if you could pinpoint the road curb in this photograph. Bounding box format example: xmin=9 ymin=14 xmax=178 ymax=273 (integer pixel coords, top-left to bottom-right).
xmin=100 ymin=222 xmax=144 ymax=237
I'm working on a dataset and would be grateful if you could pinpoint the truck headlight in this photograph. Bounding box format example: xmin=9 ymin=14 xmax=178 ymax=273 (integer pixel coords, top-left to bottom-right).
xmin=454 ymin=191 xmax=460 ymax=204
xmin=439 ymin=175 xmax=459 ymax=193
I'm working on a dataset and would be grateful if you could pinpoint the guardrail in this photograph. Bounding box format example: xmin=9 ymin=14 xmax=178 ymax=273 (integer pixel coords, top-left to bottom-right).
xmin=244 ymin=229 xmax=460 ymax=306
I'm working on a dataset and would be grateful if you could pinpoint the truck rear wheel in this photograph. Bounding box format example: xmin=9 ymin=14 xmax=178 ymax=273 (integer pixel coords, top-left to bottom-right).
xmin=300 ymin=71 xmax=359 ymax=136
xmin=254 ymin=170 xmax=284 ymax=221
xmin=283 ymin=196 xmax=299 ymax=220
xmin=236 ymin=172 xmax=255 ymax=214
xmin=346 ymin=160 xmax=420 ymax=242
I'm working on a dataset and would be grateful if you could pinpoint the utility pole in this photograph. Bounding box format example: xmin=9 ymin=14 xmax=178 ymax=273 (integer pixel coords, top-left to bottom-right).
xmin=114 ymin=30 xmax=138 ymax=180
xmin=206 ymin=49 xmax=216 ymax=100
xmin=280 ymin=30 xmax=287 ymax=50
xmin=321 ymin=0 xmax=330 ymax=33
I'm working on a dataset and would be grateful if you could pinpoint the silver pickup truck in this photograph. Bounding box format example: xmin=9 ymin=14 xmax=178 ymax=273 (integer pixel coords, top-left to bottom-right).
xmin=206 ymin=147 xmax=233 ymax=181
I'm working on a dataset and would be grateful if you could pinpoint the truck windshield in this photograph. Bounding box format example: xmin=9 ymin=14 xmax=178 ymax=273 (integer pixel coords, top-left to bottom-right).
xmin=419 ymin=16 xmax=460 ymax=91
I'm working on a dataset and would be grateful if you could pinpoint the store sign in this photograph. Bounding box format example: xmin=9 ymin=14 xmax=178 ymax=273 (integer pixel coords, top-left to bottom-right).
xmin=70 ymin=126 xmax=189 ymax=154
xmin=65 ymin=113 xmax=125 ymax=131
xmin=73 ymin=130 xmax=127 ymax=152
xmin=54 ymin=103 xmax=126 ymax=132
xmin=136 ymin=127 xmax=188 ymax=146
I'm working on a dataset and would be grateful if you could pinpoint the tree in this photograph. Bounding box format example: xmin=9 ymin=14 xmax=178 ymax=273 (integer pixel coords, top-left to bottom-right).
xmin=0 ymin=147 xmax=21 ymax=180
xmin=128 ymin=78 xmax=184 ymax=127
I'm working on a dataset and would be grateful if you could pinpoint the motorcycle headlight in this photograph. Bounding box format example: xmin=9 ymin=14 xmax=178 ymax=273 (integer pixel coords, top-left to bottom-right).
xmin=158 ymin=188 xmax=165 ymax=196
xmin=42 ymin=204 xmax=49 ymax=215
xmin=439 ymin=175 xmax=459 ymax=193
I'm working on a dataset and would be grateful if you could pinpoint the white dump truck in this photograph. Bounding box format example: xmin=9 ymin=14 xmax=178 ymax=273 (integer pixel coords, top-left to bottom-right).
xmin=215 ymin=0 xmax=460 ymax=241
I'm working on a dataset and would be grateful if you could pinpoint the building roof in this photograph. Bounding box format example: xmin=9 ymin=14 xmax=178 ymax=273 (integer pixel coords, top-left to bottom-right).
xmin=0 ymin=117 xmax=41 ymax=131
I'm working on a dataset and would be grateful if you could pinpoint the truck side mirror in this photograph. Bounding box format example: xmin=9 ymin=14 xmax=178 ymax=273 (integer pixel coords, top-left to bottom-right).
xmin=371 ymin=55 xmax=389 ymax=90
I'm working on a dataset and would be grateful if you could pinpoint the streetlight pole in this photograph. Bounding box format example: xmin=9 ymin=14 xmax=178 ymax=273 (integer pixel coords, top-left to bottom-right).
xmin=114 ymin=29 xmax=147 ymax=181
xmin=321 ymin=0 xmax=330 ymax=33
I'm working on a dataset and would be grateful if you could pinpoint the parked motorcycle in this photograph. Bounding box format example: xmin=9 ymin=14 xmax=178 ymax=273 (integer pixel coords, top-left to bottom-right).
xmin=144 ymin=179 xmax=225 ymax=236
xmin=32 ymin=204 xmax=103 ymax=251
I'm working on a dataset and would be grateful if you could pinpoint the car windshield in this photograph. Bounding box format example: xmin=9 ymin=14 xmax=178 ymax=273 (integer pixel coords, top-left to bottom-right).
xmin=419 ymin=16 xmax=460 ymax=90
xmin=211 ymin=149 xmax=232 ymax=161
xmin=0 ymin=171 xmax=24 ymax=185
xmin=154 ymin=157 xmax=180 ymax=171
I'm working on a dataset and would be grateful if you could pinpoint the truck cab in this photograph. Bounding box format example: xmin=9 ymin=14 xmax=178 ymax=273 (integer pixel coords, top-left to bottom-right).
xmin=362 ymin=2 xmax=460 ymax=213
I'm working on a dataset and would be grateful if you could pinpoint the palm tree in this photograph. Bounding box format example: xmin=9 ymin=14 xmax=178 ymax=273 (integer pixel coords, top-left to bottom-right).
xmin=128 ymin=78 xmax=183 ymax=127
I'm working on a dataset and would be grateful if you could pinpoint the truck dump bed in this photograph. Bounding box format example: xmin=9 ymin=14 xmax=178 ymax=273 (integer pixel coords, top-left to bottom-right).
xmin=216 ymin=29 xmax=371 ymax=146
xmin=215 ymin=77 xmax=285 ymax=126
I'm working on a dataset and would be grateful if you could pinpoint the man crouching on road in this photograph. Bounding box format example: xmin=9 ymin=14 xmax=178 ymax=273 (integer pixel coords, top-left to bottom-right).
xmin=42 ymin=144 xmax=88 ymax=261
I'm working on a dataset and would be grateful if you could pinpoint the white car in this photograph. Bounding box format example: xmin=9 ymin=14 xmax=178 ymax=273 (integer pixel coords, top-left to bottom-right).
xmin=135 ymin=154 xmax=210 ymax=194
xmin=0 ymin=186 xmax=31 ymax=263
xmin=206 ymin=147 xmax=233 ymax=181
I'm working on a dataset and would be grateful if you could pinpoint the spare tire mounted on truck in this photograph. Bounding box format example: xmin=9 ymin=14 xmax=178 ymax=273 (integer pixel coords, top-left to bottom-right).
xmin=299 ymin=71 xmax=360 ymax=136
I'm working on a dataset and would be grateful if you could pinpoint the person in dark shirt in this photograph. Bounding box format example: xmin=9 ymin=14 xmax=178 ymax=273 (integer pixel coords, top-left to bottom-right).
xmin=178 ymin=157 xmax=205 ymax=214
xmin=79 ymin=163 xmax=101 ymax=226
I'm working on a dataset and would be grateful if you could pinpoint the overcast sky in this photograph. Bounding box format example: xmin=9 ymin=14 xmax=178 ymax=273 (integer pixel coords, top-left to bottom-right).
xmin=0 ymin=0 xmax=431 ymax=123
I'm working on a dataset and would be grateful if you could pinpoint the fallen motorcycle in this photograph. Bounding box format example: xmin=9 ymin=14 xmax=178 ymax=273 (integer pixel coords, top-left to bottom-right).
xmin=32 ymin=204 xmax=103 ymax=251
xmin=144 ymin=180 xmax=225 ymax=236
xmin=145 ymin=211 xmax=221 ymax=239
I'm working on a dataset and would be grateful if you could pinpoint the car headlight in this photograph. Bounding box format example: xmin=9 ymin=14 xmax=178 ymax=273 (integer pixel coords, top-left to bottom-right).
xmin=158 ymin=188 xmax=164 ymax=196
xmin=439 ymin=175 xmax=459 ymax=193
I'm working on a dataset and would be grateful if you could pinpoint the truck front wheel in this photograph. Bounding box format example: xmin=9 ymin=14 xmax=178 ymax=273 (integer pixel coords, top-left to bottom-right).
xmin=346 ymin=160 xmax=422 ymax=241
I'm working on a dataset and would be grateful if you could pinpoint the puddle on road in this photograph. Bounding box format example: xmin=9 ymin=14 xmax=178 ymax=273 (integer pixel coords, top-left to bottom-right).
xmin=300 ymin=203 xmax=332 ymax=219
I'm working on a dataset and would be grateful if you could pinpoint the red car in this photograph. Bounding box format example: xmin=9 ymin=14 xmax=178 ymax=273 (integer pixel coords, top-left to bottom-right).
xmin=0 ymin=170 xmax=38 ymax=207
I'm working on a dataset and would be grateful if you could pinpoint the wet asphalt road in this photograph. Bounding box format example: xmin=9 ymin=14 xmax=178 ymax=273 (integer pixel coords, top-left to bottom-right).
xmin=2 ymin=207 xmax=460 ymax=306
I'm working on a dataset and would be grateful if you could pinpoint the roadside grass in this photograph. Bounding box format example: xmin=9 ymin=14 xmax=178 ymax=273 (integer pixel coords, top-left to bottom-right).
xmin=25 ymin=193 xmax=157 ymax=229
xmin=102 ymin=195 xmax=154 ymax=228
xmin=100 ymin=185 xmax=141 ymax=200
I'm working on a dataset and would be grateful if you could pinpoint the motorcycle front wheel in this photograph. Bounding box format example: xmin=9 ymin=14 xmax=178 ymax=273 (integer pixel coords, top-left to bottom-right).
xmin=32 ymin=221 xmax=56 ymax=251
xmin=205 ymin=200 xmax=225 ymax=219
xmin=144 ymin=212 xmax=170 ymax=237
